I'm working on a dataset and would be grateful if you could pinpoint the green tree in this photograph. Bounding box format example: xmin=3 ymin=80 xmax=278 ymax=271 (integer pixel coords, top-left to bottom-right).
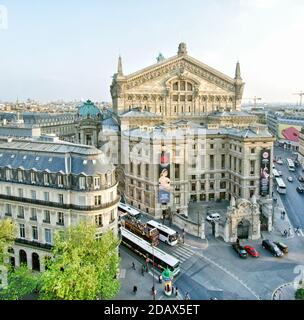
xmin=0 ymin=265 xmax=41 ymax=300
xmin=0 ymin=219 xmax=15 ymax=264
xmin=39 ymin=223 xmax=120 ymax=300
xmin=295 ymin=288 xmax=304 ymax=300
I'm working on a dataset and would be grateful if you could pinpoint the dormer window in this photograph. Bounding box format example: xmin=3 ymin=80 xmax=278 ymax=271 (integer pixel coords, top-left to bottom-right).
xmin=57 ymin=175 xmax=63 ymax=187
xmin=11 ymin=154 xmax=15 ymax=159
xmin=44 ymin=173 xmax=49 ymax=186
xmin=35 ymin=156 xmax=40 ymax=161
xmin=79 ymin=176 xmax=85 ymax=190
xmin=23 ymin=155 xmax=27 ymax=160
xmin=6 ymin=169 xmax=12 ymax=181
xmin=94 ymin=177 xmax=100 ymax=190
xmin=31 ymin=171 xmax=37 ymax=184
xmin=18 ymin=170 xmax=23 ymax=182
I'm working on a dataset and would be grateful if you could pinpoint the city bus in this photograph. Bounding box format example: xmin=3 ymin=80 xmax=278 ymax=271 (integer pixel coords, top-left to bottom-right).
xmin=146 ymin=220 xmax=178 ymax=246
xmin=273 ymin=169 xmax=280 ymax=178
xmin=275 ymin=177 xmax=287 ymax=194
xmin=287 ymin=158 xmax=295 ymax=172
xmin=118 ymin=202 xmax=141 ymax=220
xmin=120 ymin=227 xmax=180 ymax=277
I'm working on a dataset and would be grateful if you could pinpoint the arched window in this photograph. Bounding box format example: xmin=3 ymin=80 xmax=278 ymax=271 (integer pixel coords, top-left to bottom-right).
xmin=19 ymin=250 xmax=27 ymax=266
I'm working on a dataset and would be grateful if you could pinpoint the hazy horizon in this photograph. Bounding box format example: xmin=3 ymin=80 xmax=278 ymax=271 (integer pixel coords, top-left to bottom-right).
xmin=0 ymin=0 xmax=303 ymax=104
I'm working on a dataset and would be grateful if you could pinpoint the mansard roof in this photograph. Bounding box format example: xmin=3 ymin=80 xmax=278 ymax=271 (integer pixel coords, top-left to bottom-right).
xmin=0 ymin=139 xmax=114 ymax=175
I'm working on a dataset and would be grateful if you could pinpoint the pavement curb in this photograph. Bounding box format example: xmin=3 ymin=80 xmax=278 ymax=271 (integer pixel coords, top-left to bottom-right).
xmin=271 ymin=282 xmax=294 ymax=300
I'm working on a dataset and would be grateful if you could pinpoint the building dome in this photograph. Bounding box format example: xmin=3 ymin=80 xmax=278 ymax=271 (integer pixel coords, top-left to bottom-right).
xmin=78 ymin=100 xmax=101 ymax=118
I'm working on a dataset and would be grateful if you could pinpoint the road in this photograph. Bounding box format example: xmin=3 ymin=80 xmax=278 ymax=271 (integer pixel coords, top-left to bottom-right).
xmin=274 ymin=146 xmax=304 ymax=233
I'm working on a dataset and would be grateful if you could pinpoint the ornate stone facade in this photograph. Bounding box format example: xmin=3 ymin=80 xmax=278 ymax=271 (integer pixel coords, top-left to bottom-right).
xmin=111 ymin=43 xmax=245 ymax=122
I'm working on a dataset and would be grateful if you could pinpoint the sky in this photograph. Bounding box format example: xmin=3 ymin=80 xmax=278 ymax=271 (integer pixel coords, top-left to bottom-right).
xmin=0 ymin=0 xmax=303 ymax=103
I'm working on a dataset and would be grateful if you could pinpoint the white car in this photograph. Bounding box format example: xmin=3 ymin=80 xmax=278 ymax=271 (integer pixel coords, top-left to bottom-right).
xmin=278 ymin=171 xmax=282 ymax=176
xmin=277 ymin=159 xmax=283 ymax=165
xmin=288 ymin=176 xmax=293 ymax=182
xmin=206 ymin=213 xmax=220 ymax=222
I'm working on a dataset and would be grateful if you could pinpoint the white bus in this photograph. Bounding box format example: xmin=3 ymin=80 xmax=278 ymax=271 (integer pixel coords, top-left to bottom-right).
xmin=121 ymin=227 xmax=180 ymax=277
xmin=273 ymin=169 xmax=280 ymax=178
xmin=287 ymin=158 xmax=295 ymax=172
xmin=118 ymin=202 xmax=141 ymax=220
xmin=146 ymin=220 xmax=178 ymax=246
xmin=275 ymin=177 xmax=287 ymax=194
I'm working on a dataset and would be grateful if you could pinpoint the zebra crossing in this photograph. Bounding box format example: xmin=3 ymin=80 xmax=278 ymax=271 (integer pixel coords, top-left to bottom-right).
xmin=169 ymin=244 xmax=195 ymax=263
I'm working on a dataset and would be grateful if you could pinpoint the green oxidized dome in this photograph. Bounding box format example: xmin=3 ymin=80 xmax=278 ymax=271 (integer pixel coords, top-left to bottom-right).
xmin=78 ymin=100 xmax=101 ymax=118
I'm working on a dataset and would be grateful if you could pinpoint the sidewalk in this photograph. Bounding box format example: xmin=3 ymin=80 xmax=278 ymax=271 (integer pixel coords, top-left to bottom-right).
xmin=271 ymin=191 xmax=294 ymax=239
xmin=114 ymin=247 xmax=183 ymax=300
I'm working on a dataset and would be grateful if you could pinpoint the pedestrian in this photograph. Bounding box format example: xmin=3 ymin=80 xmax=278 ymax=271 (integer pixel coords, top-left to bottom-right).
xmin=172 ymin=286 xmax=175 ymax=295
xmin=284 ymin=229 xmax=287 ymax=237
xmin=289 ymin=227 xmax=292 ymax=236
xmin=159 ymin=274 xmax=162 ymax=283
xmin=184 ymin=292 xmax=190 ymax=300
xmin=132 ymin=262 xmax=136 ymax=270
xmin=133 ymin=285 xmax=137 ymax=295
xmin=141 ymin=265 xmax=145 ymax=276
xmin=175 ymin=287 xmax=179 ymax=297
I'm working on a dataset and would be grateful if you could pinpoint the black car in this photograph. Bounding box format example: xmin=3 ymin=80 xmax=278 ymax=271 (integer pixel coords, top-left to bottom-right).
xmin=262 ymin=240 xmax=283 ymax=257
xmin=296 ymin=185 xmax=304 ymax=193
xmin=298 ymin=176 xmax=304 ymax=183
xmin=274 ymin=242 xmax=289 ymax=254
xmin=232 ymin=243 xmax=248 ymax=258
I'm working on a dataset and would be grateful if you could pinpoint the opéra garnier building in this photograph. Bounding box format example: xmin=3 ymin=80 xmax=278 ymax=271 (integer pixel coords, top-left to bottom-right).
xmin=110 ymin=43 xmax=275 ymax=242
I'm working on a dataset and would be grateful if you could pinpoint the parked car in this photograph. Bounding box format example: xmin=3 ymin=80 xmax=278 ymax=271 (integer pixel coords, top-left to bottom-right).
xmin=287 ymin=176 xmax=293 ymax=182
xmin=232 ymin=243 xmax=248 ymax=258
xmin=278 ymin=171 xmax=282 ymax=176
xmin=262 ymin=240 xmax=283 ymax=257
xmin=274 ymin=242 xmax=289 ymax=254
xmin=298 ymin=176 xmax=304 ymax=183
xmin=244 ymin=245 xmax=260 ymax=258
xmin=296 ymin=185 xmax=304 ymax=193
xmin=206 ymin=213 xmax=220 ymax=222
xmin=277 ymin=159 xmax=283 ymax=165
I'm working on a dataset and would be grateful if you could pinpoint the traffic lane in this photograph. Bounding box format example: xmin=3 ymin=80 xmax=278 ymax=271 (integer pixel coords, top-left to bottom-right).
xmin=202 ymin=238 xmax=300 ymax=299
xmin=175 ymin=255 xmax=255 ymax=300
xmin=274 ymin=153 xmax=304 ymax=228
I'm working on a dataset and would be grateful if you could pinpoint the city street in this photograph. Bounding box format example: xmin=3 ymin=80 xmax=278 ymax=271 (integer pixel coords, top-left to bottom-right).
xmin=274 ymin=145 xmax=304 ymax=234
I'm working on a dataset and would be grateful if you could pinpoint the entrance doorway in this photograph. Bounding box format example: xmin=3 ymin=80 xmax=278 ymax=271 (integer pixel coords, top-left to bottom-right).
xmin=237 ymin=220 xmax=250 ymax=239
xmin=32 ymin=253 xmax=40 ymax=271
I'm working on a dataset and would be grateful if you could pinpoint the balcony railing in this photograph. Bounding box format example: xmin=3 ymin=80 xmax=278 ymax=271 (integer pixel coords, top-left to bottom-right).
xmin=0 ymin=194 xmax=121 ymax=212
xmin=15 ymin=238 xmax=53 ymax=250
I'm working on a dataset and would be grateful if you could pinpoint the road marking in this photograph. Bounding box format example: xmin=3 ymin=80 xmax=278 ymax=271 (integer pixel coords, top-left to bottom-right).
xmin=196 ymin=252 xmax=261 ymax=300
xmin=119 ymin=269 xmax=126 ymax=279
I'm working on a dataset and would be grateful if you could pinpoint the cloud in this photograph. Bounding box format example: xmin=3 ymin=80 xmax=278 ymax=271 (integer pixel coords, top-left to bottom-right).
xmin=239 ymin=0 xmax=277 ymax=9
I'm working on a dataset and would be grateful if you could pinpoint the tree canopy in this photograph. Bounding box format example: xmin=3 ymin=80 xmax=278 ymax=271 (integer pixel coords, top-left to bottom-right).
xmin=39 ymin=222 xmax=120 ymax=300
xmin=0 ymin=219 xmax=15 ymax=265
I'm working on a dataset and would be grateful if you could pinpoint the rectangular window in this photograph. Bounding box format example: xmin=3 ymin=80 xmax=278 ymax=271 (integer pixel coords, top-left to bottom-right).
xmin=79 ymin=177 xmax=85 ymax=190
xmin=18 ymin=188 xmax=23 ymax=198
xmin=137 ymin=164 xmax=141 ymax=176
xmin=210 ymin=144 xmax=214 ymax=149
xmin=5 ymin=186 xmax=11 ymax=196
xmin=130 ymin=162 xmax=134 ymax=174
xmin=6 ymin=169 xmax=12 ymax=181
xmin=58 ymin=194 xmax=64 ymax=204
xmin=250 ymin=160 xmax=255 ymax=175
xmin=45 ymin=229 xmax=52 ymax=244
xmin=209 ymin=182 xmax=214 ymax=190
xmin=18 ymin=170 xmax=23 ymax=182
xmin=110 ymin=209 xmax=115 ymax=222
xmin=187 ymin=95 xmax=193 ymax=102
xmin=210 ymin=155 xmax=214 ymax=170
xmin=19 ymin=224 xmax=25 ymax=238
xmin=44 ymin=173 xmax=49 ymax=185
xmin=192 ymin=183 xmax=196 ymax=191
xmin=239 ymin=159 xmax=242 ymax=174
xmin=220 ymin=181 xmax=226 ymax=189
xmin=31 ymin=171 xmax=36 ymax=184
xmin=44 ymin=192 xmax=49 ymax=202
xmin=174 ymin=164 xmax=180 ymax=179
xmin=250 ymin=181 xmax=255 ymax=186
xmin=174 ymin=196 xmax=180 ymax=205
xmin=180 ymin=95 xmax=185 ymax=102
xmin=110 ymin=191 xmax=114 ymax=201
xmin=31 ymin=190 xmax=36 ymax=200
xmin=221 ymin=154 xmax=225 ymax=169
xmin=201 ymin=183 xmax=205 ymax=190
xmin=95 ymin=214 xmax=103 ymax=227
xmin=57 ymin=212 xmax=64 ymax=225
xmin=30 ymin=208 xmax=37 ymax=221
xmin=94 ymin=177 xmax=100 ymax=189
xmin=173 ymin=95 xmax=178 ymax=102
xmin=44 ymin=210 xmax=50 ymax=223
xmin=32 ymin=226 xmax=38 ymax=241
xmin=145 ymin=164 xmax=149 ymax=178
xmin=95 ymin=195 xmax=102 ymax=205
xmin=18 ymin=206 xmax=24 ymax=219
xmin=180 ymin=81 xmax=185 ymax=90
xmin=5 ymin=204 xmax=12 ymax=216
xmin=58 ymin=175 xmax=63 ymax=187
xmin=251 ymin=148 xmax=255 ymax=154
